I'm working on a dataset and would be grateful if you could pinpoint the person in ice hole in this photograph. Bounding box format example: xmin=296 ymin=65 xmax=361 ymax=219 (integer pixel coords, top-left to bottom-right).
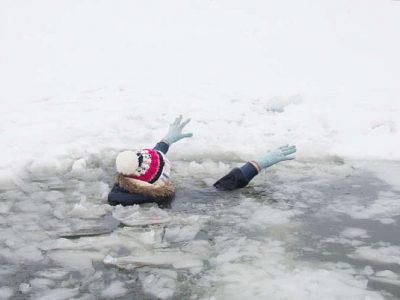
xmin=108 ymin=116 xmax=297 ymax=206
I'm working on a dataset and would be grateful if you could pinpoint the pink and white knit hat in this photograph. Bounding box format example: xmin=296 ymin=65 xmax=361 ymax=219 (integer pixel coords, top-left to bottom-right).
xmin=116 ymin=149 xmax=170 ymax=184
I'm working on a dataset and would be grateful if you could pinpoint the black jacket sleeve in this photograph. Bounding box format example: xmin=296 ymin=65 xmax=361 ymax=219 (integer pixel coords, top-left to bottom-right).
xmin=153 ymin=141 xmax=169 ymax=154
xmin=213 ymin=162 xmax=259 ymax=190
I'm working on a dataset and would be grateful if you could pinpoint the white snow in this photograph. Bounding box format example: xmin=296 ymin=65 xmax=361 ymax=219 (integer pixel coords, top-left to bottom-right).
xmin=0 ymin=0 xmax=400 ymax=178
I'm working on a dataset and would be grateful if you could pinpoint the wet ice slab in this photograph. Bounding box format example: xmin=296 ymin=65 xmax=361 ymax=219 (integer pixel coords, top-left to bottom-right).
xmin=112 ymin=205 xmax=171 ymax=226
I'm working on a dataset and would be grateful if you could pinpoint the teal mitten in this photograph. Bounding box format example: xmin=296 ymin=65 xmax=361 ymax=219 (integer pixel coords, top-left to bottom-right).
xmin=162 ymin=115 xmax=193 ymax=145
xmin=254 ymin=145 xmax=296 ymax=170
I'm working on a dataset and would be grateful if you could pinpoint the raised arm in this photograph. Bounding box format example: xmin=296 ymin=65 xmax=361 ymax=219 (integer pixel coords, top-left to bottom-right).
xmin=153 ymin=115 xmax=193 ymax=154
xmin=214 ymin=145 xmax=297 ymax=190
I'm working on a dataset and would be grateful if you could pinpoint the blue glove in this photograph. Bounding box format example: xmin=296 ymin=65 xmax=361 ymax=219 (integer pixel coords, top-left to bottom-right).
xmin=162 ymin=115 xmax=193 ymax=145
xmin=254 ymin=145 xmax=296 ymax=170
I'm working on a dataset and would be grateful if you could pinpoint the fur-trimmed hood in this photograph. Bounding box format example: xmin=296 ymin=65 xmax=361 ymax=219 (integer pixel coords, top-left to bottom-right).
xmin=115 ymin=173 xmax=175 ymax=202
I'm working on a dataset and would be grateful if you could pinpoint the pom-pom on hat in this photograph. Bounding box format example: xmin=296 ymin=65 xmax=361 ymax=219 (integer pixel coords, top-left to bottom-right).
xmin=116 ymin=151 xmax=139 ymax=176
xmin=116 ymin=149 xmax=169 ymax=185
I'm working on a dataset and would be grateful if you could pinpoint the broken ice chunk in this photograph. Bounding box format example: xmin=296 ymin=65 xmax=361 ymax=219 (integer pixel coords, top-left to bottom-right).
xmin=0 ymin=286 xmax=14 ymax=300
xmin=48 ymin=250 xmax=104 ymax=274
xmin=104 ymin=252 xmax=203 ymax=270
xmin=138 ymin=268 xmax=177 ymax=300
xmin=34 ymin=269 xmax=69 ymax=280
xmin=164 ymin=224 xmax=201 ymax=243
xmin=68 ymin=197 xmax=110 ymax=218
xmin=112 ymin=205 xmax=170 ymax=226
xmin=375 ymin=270 xmax=398 ymax=279
xmin=57 ymin=214 xmax=120 ymax=238
xmin=101 ymin=281 xmax=127 ymax=298
xmin=19 ymin=283 xmax=31 ymax=294
xmin=32 ymin=287 xmax=79 ymax=300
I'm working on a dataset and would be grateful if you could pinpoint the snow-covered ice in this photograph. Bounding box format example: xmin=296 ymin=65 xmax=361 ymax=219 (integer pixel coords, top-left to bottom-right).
xmin=1 ymin=0 xmax=400 ymax=299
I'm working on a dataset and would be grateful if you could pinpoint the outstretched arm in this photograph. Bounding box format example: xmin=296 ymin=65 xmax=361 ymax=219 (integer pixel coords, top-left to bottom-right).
xmin=214 ymin=145 xmax=297 ymax=190
xmin=153 ymin=115 xmax=193 ymax=154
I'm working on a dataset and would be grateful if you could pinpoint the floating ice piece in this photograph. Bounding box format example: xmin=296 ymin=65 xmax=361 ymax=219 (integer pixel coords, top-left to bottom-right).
xmin=29 ymin=278 xmax=55 ymax=290
xmin=112 ymin=205 xmax=170 ymax=226
xmin=361 ymin=265 xmax=374 ymax=276
xmin=368 ymin=276 xmax=400 ymax=286
xmin=57 ymin=214 xmax=120 ymax=238
xmin=375 ymin=270 xmax=398 ymax=279
xmin=164 ymin=224 xmax=201 ymax=242
xmin=329 ymin=191 xmax=400 ymax=221
xmin=68 ymin=198 xmax=110 ymax=218
xmin=0 ymin=286 xmax=13 ymax=300
xmin=350 ymin=245 xmax=400 ymax=265
xmin=138 ymin=268 xmax=177 ymax=300
xmin=71 ymin=158 xmax=87 ymax=172
xmin=19 ymin=283 xmax=31 ymax=294
xmin=14 ymin=245 xmax=43 ymax=262
xmin=34 ymin=269 xmax=69 ymax=280
xmin=33 ymin=287 xmax=79 ymax=300
xmin=230 ymin=199 xmax=301 ymax=227
xmin=368 ymin=276 xmax=400 ymax=297
xmin=341 ymin=227 xmax=369 ymax=239
xmin=101 ymin=281 xmax=127 ymax=298
xmin=378 ymin=218 xmax=395 ymax=225
xmin=48 ymin=250 xmax=104 ymax=274
xmin=104 ymin=252 xmax=203 ymax=270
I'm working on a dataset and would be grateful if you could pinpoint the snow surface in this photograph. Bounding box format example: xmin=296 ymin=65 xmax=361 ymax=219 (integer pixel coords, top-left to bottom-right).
xmin=1 ymin=0 xmax=400 ymax=299
xmin=1 ymin=0 xmax=400 ymax=179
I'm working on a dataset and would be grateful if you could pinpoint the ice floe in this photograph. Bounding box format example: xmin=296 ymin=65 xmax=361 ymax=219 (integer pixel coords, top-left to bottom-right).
xmin=112 ymin=204 xmax=171 ymax=226
xmin=138 ymin=268 xmax=178 ymax=300
xmin=104 ymin=251 xmax=203 ymax=270
xmin=101 ymin=280 xmax=128 ymax=298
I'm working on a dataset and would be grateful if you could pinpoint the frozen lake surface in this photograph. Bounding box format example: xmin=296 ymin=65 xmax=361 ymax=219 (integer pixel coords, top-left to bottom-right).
xmin=0 ymin=158 xmax=399 ymax=299
xmin=1 ymin=0 xmax=400 ymax=298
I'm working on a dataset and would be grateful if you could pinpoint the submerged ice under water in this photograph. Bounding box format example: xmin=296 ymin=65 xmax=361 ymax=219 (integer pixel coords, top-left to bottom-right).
xmin=0 ymin=157 xmax=399 ymax=300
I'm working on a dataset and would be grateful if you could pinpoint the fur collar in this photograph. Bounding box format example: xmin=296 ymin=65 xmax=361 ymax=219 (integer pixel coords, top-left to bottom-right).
xmin=115 ymin=173 xmax=175 ymax=202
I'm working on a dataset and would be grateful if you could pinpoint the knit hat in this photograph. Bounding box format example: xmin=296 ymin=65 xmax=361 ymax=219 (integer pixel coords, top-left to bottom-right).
xmin=116 ymin=149 xmax=170 ymax=185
